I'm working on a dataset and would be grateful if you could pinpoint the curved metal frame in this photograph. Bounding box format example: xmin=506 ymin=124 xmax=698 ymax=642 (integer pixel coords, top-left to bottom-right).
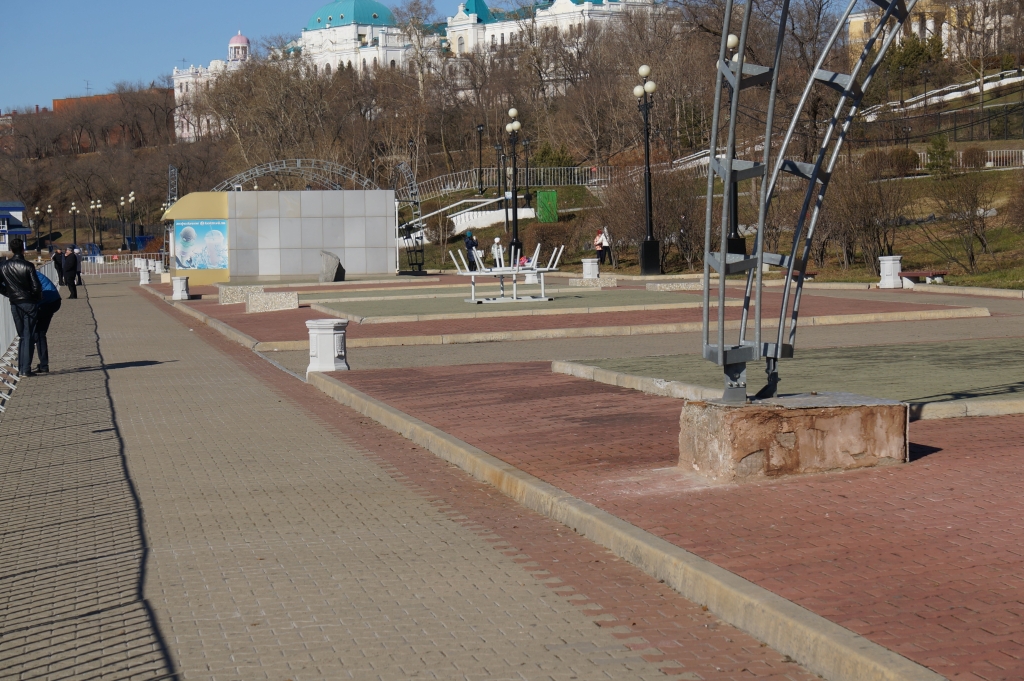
xmin=702 ymin=0 xmax=918 ymax=402
xmin=211 ymin=159 xmax=378 ymax=192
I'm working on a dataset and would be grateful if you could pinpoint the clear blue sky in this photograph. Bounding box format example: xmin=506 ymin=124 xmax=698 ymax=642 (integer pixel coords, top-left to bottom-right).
xmin=1 ymin=0 xmax=464 ymax=113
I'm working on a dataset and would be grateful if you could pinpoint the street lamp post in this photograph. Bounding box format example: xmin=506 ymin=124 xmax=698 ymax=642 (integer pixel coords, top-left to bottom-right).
xmin=899 ymin=65 xmax=906 ymax=108
xmin=33 ymin=207 xmax=41 ymax=256
xmin=523 ymin=139 xmax=532 ymax=209
xmin=634 ymin=64 xmax=659 ymax=275
xmin=903 ymin=125 xmax=913 ymax=148
xmin=476 ymin=124 xmax=485 ymax=194
xmin=46 ymin=205 xmax=51 ymax=252
xmin=128 ymin=191 xmax=136 ymax=251
xmin=119 ymin=196 xmax=127 ymax=251
xmin=95 ymin=199 xmax=103 ymax=250
xmin=505 ymin=108 xmax=523 ymax=259
xmin=69 ymin=203 xmax=80 ymax=246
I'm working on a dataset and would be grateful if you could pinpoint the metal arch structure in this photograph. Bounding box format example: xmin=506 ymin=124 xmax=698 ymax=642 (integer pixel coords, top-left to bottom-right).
xmin=211 ymin=159 xmax=378 ymax=192
xmin=702 ymin=0 xmax=917 ymax=402
xmin=391 ymin=162 xmax=426 ymax=273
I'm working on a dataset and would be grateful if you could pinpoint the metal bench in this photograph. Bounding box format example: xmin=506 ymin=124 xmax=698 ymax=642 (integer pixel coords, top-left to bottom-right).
xmin=449 ymin=243 xmax=565 ymax=303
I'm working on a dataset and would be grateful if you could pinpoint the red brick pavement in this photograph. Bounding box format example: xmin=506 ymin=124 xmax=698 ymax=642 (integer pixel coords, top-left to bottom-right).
xmin=140 ymin=290 xmax=818 ymax=680
xmin=182 ymin=293 xmax=965 ymax=343
xmin=336 ymin=362 xmax=1024 ymax=681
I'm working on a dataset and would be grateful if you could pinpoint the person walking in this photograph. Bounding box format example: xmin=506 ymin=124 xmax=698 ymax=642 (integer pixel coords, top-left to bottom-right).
xmin=0 ymin=238 xmax=42 ymax=376
xmin=33 ymin=269 xmax=61 ymax=374
xmin=62 ymin=247 xmax=79 ymax=299
xmin=73 ymin=247 xmax=84 ymax=285
xmin=464 ymin=231 xmax=478 ymax=272
xmin=52 ymin=249 xmax=65 ymax=286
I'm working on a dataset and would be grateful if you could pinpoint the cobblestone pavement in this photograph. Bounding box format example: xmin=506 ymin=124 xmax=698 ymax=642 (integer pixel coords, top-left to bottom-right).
xmin=8 ymin=277 xmax=814 ymax=680
xmin=0 ymin=286 xmax=175 ymax=679
xmin=338 ymin=362 xmax=1024 ymax=681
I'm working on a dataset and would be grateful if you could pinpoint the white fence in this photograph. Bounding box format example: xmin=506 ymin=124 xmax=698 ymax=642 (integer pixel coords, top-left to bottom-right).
xmin=80 ymin=253 xmax=163 ymax=277
xmin=405 ymin=166 xmax=627 ymax=203
xmin=912 ymin=148 xmax=1024 ymax=169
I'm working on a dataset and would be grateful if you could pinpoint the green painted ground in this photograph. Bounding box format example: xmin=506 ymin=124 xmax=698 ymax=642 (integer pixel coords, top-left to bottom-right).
xmin=317 ymin=288 xmax=703 ymax=318
xmin=590 ymin=338 xmax=1024 ymax=404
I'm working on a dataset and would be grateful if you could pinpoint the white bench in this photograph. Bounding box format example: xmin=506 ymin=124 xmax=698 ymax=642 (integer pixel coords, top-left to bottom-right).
xmin=449 ymin=243 xmax=565 ymax=303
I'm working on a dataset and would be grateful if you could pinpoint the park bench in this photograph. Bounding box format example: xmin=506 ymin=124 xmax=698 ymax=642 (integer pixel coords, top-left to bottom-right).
xmin=900 ymin=270 xmax=947 ymax=284
xmin=449 ymin=242 xmax=564 ymax=303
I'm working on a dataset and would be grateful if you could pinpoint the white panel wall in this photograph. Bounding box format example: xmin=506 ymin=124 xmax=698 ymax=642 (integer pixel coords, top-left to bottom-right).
xmin=227 ymin=190 xmax=396 ymax=277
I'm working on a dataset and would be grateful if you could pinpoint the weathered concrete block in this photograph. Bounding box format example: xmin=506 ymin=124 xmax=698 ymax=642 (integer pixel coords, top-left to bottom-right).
xmin=217 ymin=284 xmax=264 ymax=305
xmin=171 ymin=276 xmax=190 ymax=301
xmin=647 ymin=281 xmax=703 ymax=291
xmin=569 ymin=278 xmax=615 ymax=288
xmin=246 ymin=291 xmax=299 ymax=313
xmin=679 ymin=393 xmax=906 ymax=482
xmin=306 ymin=318 xmax=350 ymax=374
xmin=320 ymin=250 xmax=346 ymax=283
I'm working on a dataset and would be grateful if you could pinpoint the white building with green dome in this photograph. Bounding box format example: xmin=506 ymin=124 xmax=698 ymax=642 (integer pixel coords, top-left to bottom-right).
xmin=297 ymin=0 xmax=415 ymax=73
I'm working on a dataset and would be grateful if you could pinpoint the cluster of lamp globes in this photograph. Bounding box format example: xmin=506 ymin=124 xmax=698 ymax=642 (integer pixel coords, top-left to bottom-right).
xmin=727 ymin=33 xmax=742 ymax=60
xmin=504 ymin=108 xmax=521 ymax=134
xmin=633 ymin=65 xmax=657 ymax=100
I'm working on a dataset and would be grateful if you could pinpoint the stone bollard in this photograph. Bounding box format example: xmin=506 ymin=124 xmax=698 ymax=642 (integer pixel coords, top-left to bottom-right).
xmin=171 ymin=276 xmax=190 ymax=301
xmin=155 ymin=261 xmax=166 ymax=274
xmin=134 ymin=257 xmax=143 ymax=270
xmin=582 ymin=258 xmax=599 ymax=279
xmin=306 ymin=318 xmax=350 ymax=375
xmin=878 ymin=255 xmax=902 ymax=289
xmin=139 ymin=268 xmax=151 ymax=285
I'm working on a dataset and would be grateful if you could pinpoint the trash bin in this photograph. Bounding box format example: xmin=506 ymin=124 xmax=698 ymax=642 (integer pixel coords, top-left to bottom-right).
xmin=582 ymin=258 xmax=599 ymax=279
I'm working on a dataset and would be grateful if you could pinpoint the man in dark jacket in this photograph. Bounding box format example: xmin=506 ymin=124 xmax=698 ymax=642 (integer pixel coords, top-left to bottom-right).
xmin=62 ymin=247 xmax=78 ymax=299
xmin=0 ymin=238 xmax=43 ymax=376
xmin=464 ymin=231 xmax=478 ymax=271
xmin=52 ymin=249 xmax=65 ymax=286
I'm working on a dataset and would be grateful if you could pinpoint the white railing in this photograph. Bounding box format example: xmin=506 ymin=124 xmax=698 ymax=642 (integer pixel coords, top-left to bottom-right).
xmin=912 ymin=148 xmax=1024 ymax=169
xmin=405 ymin=166 xmax=628 ymax=202
xmin=81 ymin=253 xmax=163 ymax=276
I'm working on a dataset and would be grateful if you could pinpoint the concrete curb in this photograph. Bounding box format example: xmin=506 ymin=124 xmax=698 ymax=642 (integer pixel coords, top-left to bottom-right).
xmin=912 ymin=284 xmax=1024 ymax=299
xmin=316 ymin=306 xmax=991 ymax=348
xmin=310 ymin=299 xmax=728 ymax=325
xmin=552 ymin=360 xmax=1024 ymax=422
xmin=306 ymin=371 xmax=944 ymax=681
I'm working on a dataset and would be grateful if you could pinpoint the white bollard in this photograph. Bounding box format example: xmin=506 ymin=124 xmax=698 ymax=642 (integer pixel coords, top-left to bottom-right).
xmin=139 ymin=268 xmax=151 ymax=285
xmin=155 ymin=261 xmax=166 ymax=274
xmin=306 ymin=318 xmax=350 ymax=375
xmin=582 ymin=258 xmax=600 ymax=279
xmin=134 ymin=257 xmax=143 ymax=270
xmin=171 ymin=276 xmax=190 ymax=301
xmin=148 ymin=260 xmax=157 ymax=272
xmin=878 ymin=255 xmax=903 ymax=289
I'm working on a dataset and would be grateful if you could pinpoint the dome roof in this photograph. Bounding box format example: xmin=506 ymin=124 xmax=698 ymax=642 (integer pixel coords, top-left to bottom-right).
xmin=229 ymin=31 xmax=250 ymax=46
xmin=462 ymin=0 xmax=492 ymax=22
xmin=305 ymin=0 xmax=396 ymax=30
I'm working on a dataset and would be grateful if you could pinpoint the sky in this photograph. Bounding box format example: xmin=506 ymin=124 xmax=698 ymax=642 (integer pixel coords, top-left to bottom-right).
xmin=1 ymin=0 xmax=465 ymax=113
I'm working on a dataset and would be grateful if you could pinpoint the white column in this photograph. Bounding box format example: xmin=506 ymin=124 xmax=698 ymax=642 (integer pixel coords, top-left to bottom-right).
xmin=139 ymin=268 xmax=151 ymax=285
xmin=171 ymin=276 xmax=190 ymax=300
xmin=306 ymin=318 xmax=350 ymax=375
xmin=878 ymin=255 xmax=903 ymax=289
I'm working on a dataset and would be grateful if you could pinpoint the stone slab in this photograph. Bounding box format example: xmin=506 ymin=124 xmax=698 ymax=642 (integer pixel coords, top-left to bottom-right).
xmin=647 ymin=281 xmax=703 ymax=291
xmin=217 ymin=284 xmax=264 ymax=304
xmin=568 ymin=277 xmax=615 ymax=288
xmin=246 ymin=290 xmax=299 ymax=314
xmin=679 ymin=393 xmax=907 ymax=482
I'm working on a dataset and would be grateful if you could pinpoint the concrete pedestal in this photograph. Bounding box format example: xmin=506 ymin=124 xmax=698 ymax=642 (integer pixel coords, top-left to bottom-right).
xmin=582 ymin=258 xmax=599 ymax=279
xmin=155 ymin=261 xmax=166 ymax=274
xmin=171 ymin=276 xmax=190 ymax=301
xmin=306 ymin=318 xmax=350 ymax=375
xmin=878 ymin=255 xmax=903 ymax=289
xmin=679 ymin=393 xmax=907 ymax=482
xmin=139 ymin=268 xmax=151 ymax=285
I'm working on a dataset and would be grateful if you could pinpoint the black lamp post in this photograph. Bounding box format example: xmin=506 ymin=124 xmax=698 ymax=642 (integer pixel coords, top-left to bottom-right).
xmin=33 ymin=207 xmax=40 ymax=255
xmin=119 ymin=196 xmax=127 ymax=250
xmin=68 ymin=202 xmax=80 ymax=246
xmin=634 ymin=65 xmax=659 ymax=275
xmin=505 ymin=108 xmax=523 ymax=259
xmin=903 ymin=125 xmax=912 ymax=148
xmin=523 ymin=138 xmax=532 ymax=209
xmin=45 ymin=205 xmax=51 ymax=252
xmin=128 ymin=191 xmax=136 ymax=250
xmin=922 ymin=67 xmax=931 ymax=110
xmin=899 ymin=65 xmax=906 ymax=108
xmin=476 ymin=124 xmax=485 ymax=194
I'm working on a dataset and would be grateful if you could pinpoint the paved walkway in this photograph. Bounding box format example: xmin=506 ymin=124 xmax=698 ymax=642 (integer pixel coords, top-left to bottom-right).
xmin=337 ymin=362 xmax=1024 ymax=681
xmin=0 ymin=278 xmax=817 ymax=680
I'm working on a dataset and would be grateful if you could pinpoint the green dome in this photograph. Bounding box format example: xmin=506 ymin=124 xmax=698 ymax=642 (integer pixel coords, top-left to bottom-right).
xmin=305 ymin=0 xmax=396 ymax=30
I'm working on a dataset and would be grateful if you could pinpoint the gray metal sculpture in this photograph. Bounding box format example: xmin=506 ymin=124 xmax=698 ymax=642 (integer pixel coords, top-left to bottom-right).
xmin=212 ymin=159 xmax=378 ymax=192
xmin=702 ymin=0 xmax=917 ymax=402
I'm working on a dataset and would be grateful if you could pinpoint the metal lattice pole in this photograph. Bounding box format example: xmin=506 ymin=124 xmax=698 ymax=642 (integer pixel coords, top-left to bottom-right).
xmin=701 ymin=0 xmax=918 ymax=403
